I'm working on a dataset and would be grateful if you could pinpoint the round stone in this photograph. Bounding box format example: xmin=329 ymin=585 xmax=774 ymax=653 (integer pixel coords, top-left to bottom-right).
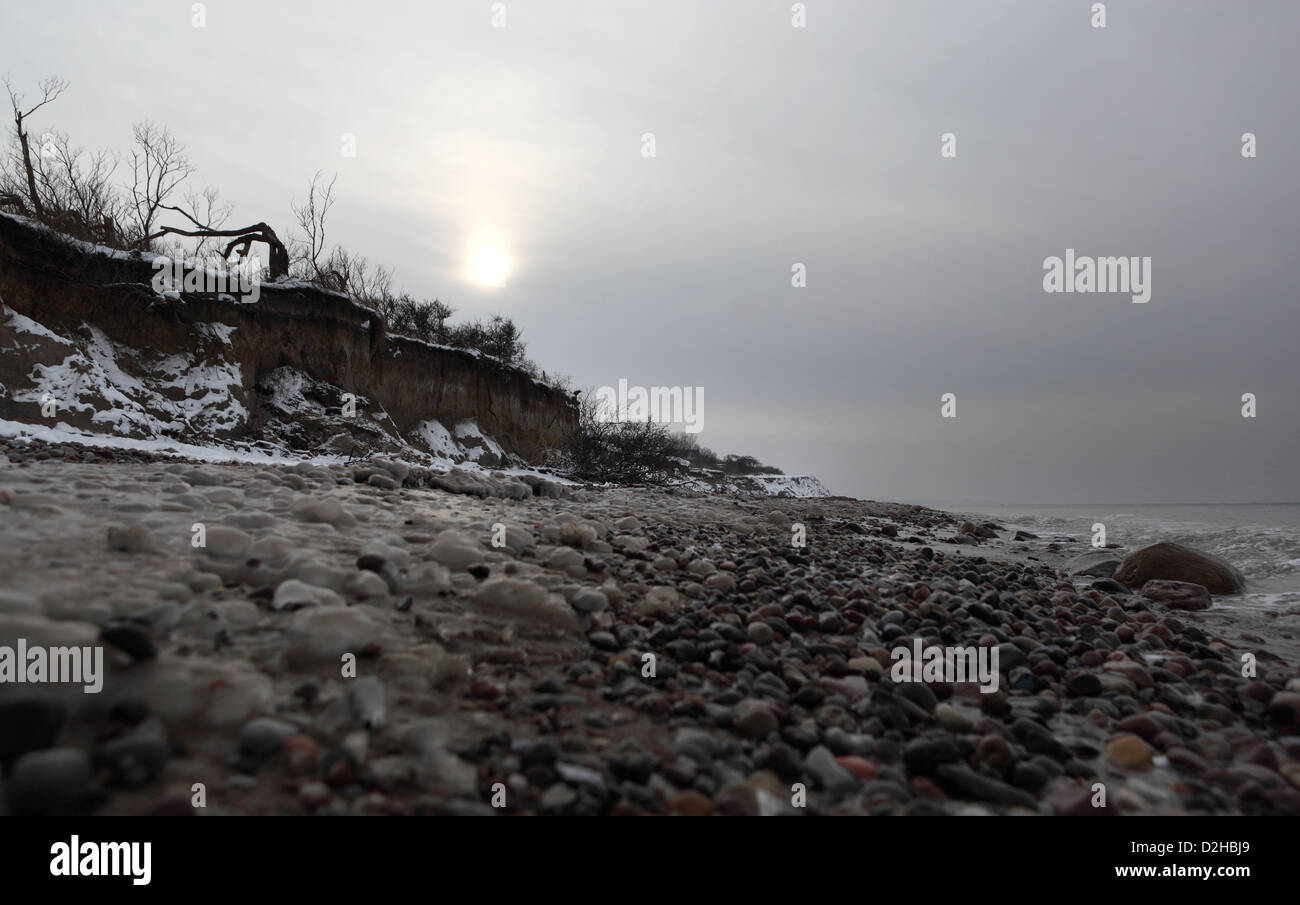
xmin=1105 ymin=735 xmax=1153 ymax=770
xmin=8 ymin=748 xmax=94 ymax=815
xmin=237 ymin=717 xmax=300 ymax=760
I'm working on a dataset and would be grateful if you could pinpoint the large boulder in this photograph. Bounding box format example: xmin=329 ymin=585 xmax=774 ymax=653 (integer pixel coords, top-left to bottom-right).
xmin=1064 ymin=550 xmax=1123 ymax=578
xmin=1139 ymin=579 xmax=1211 ymax=611
xmin=1114 ymin=542 xmax=1245 ymax=595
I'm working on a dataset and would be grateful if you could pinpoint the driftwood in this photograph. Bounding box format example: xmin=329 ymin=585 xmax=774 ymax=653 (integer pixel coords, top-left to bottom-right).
xmin=145 ymin=220 xmax=289 ymax=279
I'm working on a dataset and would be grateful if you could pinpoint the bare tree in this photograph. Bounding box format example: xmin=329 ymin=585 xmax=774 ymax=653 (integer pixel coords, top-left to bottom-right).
xmin=288 ymin=172 xmax=393 ymax=300
xmin=31 ymin=130 xmax=123 ymax=243
xmin=0 ymin=78 xmax=297 ymax=279
xmin=290 ymin=170 xmax=337 ymax=281
xmin=125 ymin=120 xmax=193 ymax=245
xmin=1 ymin=78 xmax=124 ymax=245
xmin=3 ymin=75 xmax=69 ymax=218
xmin=121 ymin=129 xmax=290 ymax=275
xmin=323 ymin=245 xmax=393 ymax=300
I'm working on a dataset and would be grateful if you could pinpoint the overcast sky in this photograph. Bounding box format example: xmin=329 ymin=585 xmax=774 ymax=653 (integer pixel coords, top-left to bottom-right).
xmin=4 ymin=1 xmax=1298 ymax=503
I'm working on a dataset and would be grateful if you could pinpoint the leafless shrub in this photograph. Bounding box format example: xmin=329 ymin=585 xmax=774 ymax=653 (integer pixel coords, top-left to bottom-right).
xmin=556 ymin=390 xmax=681 ymax=485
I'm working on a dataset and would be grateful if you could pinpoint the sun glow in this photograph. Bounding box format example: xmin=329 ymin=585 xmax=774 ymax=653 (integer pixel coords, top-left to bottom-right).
xmin=467 ymin=244 xmax=511 ymax=288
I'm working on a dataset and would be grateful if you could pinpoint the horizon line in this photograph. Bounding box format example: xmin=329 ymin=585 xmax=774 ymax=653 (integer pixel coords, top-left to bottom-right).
xmin=904 ymin=500 xmax=1300 ymax=508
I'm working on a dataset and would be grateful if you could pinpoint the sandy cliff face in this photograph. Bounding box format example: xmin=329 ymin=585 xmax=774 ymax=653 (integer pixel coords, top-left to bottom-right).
xmin=0 ymin=212 xmax=575 ymax=463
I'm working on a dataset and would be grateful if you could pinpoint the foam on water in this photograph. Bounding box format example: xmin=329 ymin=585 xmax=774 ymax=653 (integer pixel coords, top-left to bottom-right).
xmin=953 ymin=503 xmax=1300 ymax=615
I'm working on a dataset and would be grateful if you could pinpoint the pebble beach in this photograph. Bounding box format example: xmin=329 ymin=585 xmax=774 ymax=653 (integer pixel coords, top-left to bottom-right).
xmin=2 ymin=437 xmax=1299 ymax=816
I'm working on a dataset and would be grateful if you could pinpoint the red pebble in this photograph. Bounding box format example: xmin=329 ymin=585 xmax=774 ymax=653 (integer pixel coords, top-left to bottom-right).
xmin=835 ymin=756 xmax=878 ymax=780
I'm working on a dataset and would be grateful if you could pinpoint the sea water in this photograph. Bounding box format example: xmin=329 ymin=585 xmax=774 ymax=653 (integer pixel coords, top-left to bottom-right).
xmin=941 ymin=503 xmax=1300 ymax=614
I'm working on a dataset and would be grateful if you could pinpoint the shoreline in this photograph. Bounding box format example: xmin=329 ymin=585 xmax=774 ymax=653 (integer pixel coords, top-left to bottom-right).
xmin=935 ymin=506 xmax=1300 ymax=673
xmin=1 ymin=435 xmax=1298 ymax=816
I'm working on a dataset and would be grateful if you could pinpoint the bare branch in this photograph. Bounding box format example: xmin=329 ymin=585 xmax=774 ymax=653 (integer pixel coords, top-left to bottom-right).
xmin=5 ymin=75 xmax=69 ymax=122
xmin=146 ymin=221 xmax=289 ymax=279
xmin=289 ymin=171 xmax=338 ymax=283
xmin=4 ymin=75 xmax=69 ymax=218
xmin=126 ymin=120 xmax=193 ymax=246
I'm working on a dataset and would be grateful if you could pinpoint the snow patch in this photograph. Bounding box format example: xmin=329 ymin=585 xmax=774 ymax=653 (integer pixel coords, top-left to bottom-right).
xmin=0 ymin=418 xmax=347 ymax=465
xmin=3 ymin=303 xmax=74 ymax=348
xmin=452 ymin=419 xmax=506 ymax=462
xmin=684 ymin=472 xmax=832 ymax=498
xmin=414 ymin=419 xmax=459 ymax=459
xmin=12 ymin=322 xmax=246 ymax=438
xmin=260 ymin=368 xmax=323 ymax=416
xmin=197 ymin=322 xmax=237 ymax=346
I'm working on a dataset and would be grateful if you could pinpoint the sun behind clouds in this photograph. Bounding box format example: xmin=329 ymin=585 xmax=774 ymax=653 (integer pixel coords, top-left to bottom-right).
xmin=466 ymin=244 xmax=511 ymax=288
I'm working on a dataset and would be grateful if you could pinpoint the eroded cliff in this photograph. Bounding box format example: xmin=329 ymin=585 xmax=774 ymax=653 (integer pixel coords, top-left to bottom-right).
xmin=0 ymin=211 xmax=575 ymax=464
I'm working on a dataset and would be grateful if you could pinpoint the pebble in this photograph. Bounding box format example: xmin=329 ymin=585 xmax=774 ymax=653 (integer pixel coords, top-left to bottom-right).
xmin=1268 ymin=692 xmax=1300 ymax=726
xmin=292 ymin=497 xmax=356 ymax=528
xmin=668 ymin=789 xmax=713 ymax=816
xmin=1166 ymin=746 xmax=1209 ymax=775
xmin=1281 ymin=763 xmax=1300 ymax=790
xmin=346 ymin=678 xmax=386 ymax=729
xmin=934 ymin=702 xmax=974 ymax=733
xmin=284 ymin=735 xmax=321 ymax=775
xmin=1140 ymin=580 xmax=1211 ymax=611
xmin=735 ymin=700 xmax=779 ymax=739
xmin=428 ymin=530 xmax=485 ymax=569
xmin=1115 ymin=714 xmax=1161 ymax=741
xmin=101 ymin=622 xmax=158 ymax=660
xmin=373 ymin=459 xmax=410 ymax=482
xmin=0 ymin=440 xmax=1285 ymax=818
xmin=973 ymin=734 xmax=1013 ymax=770
xmin=804 ymin=745 xmax=857 ymax=792
xmin=203 ymin=525 xmax=253 ymax=558
xmin=704 ymin=572 xmax=735 ymax=591
xmin=903 ymin=737 xmax=961 ymax=776
xmin=570 ymin=588 xmax=609 ymax=613
xmin=1012 ymin=762 xmax=1049 ymax=791
xmin=272 ymin=578 xmax=345 ymax=611
xmin=631 ymin=586 xmax=683 ymax=618
xmin=556 ymin=762 xmax=606 ymax=796
xmin=95 ymin=719 xmax=170 ymax=787
xmin=1106 ymin=735 xmax=1154 ymax=770
xmin=936 ymin=764 xmax=1039 ymax=810
xmin=182 ymin=468 xmax=222 ymax=487
xmin=588 ymin=631 xmax=618 ymax=651
xmin=474 ymin=578 xmax=576 ymax=628
xmin=0 ymin=694 xmax=65 ymax=771
xmin=106 ymin=524 xmax=155 ymax=554
xmin=287 ymin=606 xmax=387 ymax=662
xmin=896 ymin=682 xmax=938 ymax=714
xmin=540 ymin=783 xmax=577 ymax=814
xmin=673 ymin=729 xmax=721 ymax=764
xmin=714 ymin=781 xmax=760 ymax=817
xmin=7 ymin=748 xmax=94 ymax=815
xmin=835 ymin=756 xmax=878 ymax=780
xmin=237 ymin=717 xmax=301 ymax=760
xmin=345 ymin=569 xmax=390 ymax=601
xmin=1065 ymin=672 xmax=1103 ymax=696
xmin=546 ymin=546 xmax=586 ymax=575
xmin=299 ymin=780 xmax=332 ymax=807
